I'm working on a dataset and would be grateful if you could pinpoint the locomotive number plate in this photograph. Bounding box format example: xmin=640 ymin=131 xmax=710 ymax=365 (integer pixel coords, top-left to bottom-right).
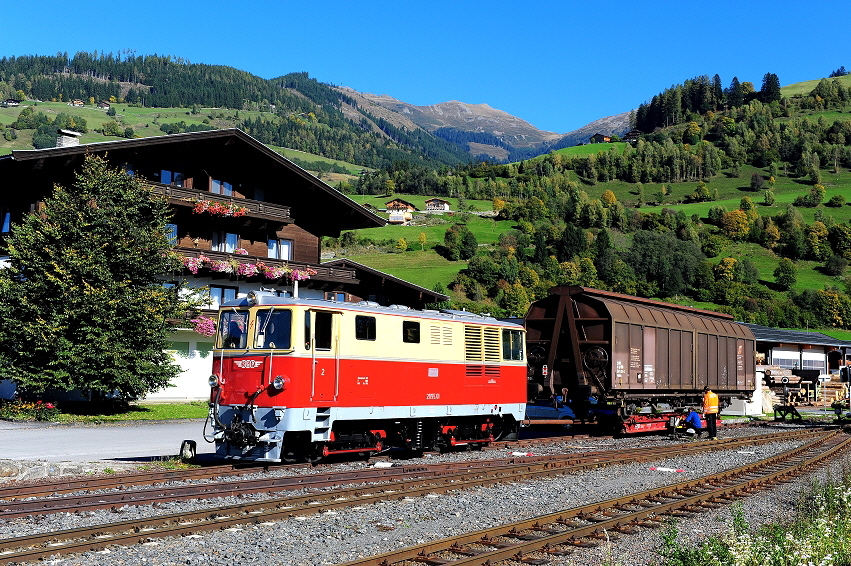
xmin=426 ymin=393 xmax=441 ymax=400
xmin=232 ymin=359 xmax=263 ymax=370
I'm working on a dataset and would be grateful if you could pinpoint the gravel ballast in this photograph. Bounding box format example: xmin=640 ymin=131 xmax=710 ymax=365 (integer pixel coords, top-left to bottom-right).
xmin=1 ymin=426 xmax=839 ymax=566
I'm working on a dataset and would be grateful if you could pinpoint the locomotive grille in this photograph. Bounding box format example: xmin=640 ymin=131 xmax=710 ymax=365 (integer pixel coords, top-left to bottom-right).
xmin=443 ymin=325 xmax=452 ymax=345
xmin=430 ymin=325 xmax=442 ymax=345
xmin=483 ymin=328 xmax=500 ymax=362
xmin=465 ymin=326 xmax=501 ymax=362
xmin=465 ymin=327 xmax=483 ymax=361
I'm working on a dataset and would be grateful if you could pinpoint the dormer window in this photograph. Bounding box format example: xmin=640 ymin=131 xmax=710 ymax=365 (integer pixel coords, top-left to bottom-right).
xmin=211 ymin=179 xmax=233 ymax=196
xmin=161 ymin=170 xmax=185 ymax=187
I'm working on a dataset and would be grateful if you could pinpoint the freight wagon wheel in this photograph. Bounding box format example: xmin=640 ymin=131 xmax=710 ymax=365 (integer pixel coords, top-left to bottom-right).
xmin=583 ymin=347 xmax=609 ymax=370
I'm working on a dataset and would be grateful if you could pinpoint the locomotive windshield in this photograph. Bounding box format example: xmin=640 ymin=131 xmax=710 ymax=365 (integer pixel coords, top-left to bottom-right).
xmin=218 ymin=310 xmax=249 ymax=349
xmin=255 ymin=308 xmax=293 ymax=349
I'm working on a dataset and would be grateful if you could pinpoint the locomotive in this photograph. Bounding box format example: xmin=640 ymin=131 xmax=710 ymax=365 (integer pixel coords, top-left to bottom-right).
xmin=205 ymin=290 xmax=527 ymax=462
xmin=525 ymin=286 xmax=757 ymax=433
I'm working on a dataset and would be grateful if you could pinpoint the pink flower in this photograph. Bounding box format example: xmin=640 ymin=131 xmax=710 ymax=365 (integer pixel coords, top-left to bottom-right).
xmin=234 ymin=248 xmax=248 ymax=255
xmin=237 ymin=263 xmax=259 ymax=277
xmin=191 ymin=316 xmax=216 ymax=337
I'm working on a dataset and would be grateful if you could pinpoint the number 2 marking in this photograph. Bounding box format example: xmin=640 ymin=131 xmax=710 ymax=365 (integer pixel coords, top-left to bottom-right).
xmin=321 ymin=368 xmax=325 ymax=376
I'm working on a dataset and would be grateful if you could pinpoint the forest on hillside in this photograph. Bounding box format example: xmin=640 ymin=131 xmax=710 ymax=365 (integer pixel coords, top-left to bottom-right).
xmin=0 ymin=52 xmax=470 ymax=168
xmin=337 ymin=72 xmax=851 ymax=330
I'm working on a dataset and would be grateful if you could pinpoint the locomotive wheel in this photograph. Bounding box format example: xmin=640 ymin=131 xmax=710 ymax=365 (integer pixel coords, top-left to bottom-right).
xmin=306 ymin=444 xmax=325 ymax=465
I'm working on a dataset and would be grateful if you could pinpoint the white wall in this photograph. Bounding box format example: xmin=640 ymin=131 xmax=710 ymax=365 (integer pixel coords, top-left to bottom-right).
xmin=143 ymin=330 xmax=214 ymax=401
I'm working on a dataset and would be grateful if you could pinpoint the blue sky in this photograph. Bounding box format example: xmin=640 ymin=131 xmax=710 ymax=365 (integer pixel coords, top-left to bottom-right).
xmin=3 ymin=0 xmax=848 ymax=133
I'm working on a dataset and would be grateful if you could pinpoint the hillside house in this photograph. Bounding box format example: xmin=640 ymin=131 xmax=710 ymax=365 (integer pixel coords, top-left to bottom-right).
xmin=3 ymin=99 xmax=20 ymax=107
xmin=424 ymin=197 xmax=450 ymax=212
xmin=385 ymin=198 xmax=418 ymax=225
xmin=0 ymin=128 xmax=439 ymax=400
xmin=589 ymin=133 xmax=611 ymax=143
xmin=69 ymin=99 xmax=85 ymax=107
xmin=97 ymin=101 xmax=111 ymax=109
xmin=623 ymin=129 xmax=643 ymax=143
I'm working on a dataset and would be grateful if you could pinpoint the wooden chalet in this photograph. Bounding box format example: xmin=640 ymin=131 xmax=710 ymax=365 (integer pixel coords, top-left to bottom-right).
xmin=424 ymin=197 xmax=450 ymax=212
xmin=3 ymin=99 xmax=20 ymax=107
xmin=0 ymin=128 xmax=402 ymax=399
xmin=589 ymin=133 xmax=611 ymax=143
xmin=385 ymin=198 xmax=418 ymax=225
xmin=321 ymin=258 xmax=448 ymax=309
xmin=623 ymin=129 xmax=643 ymax=143
xmin=97 ymin=101 xmax=111 ymax=109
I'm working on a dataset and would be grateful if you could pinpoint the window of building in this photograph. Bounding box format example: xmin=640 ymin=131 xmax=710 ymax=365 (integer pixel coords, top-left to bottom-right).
xmin=1 ymin=210 xmax=10 ymax=234
xmin=212 ymin=232 xmax=238 ymax=253
xmin=165 ymin=224 xmax=178 ymax=245
xmin=326 ymin=292 xmax=347 ymax=302
xmin=403 ymin=321 xmax=420 ymax=344
xmin=255 ymin=308 xmax=293 ymax=349
xmin=267 ymin=238 xmax=293 ymax=260
xmin=355 ymin=316 xmax=376 ymax=341
xmin=802 ymin=359 xmax=826 ymax=371
xmin=208 ymin=285 xmax=238 ymax=309
xmin=211 ymin=179 xmax=233 ymax=196
xmin=161 ymin=170 xmax=185 ymax=187
xmin=315 ymin=311 xmax=332 ymax=350
xmin=253 ymin=188 xmax=265 ymax=201
xmin=502 ymin=329 xmax=524 ymax=361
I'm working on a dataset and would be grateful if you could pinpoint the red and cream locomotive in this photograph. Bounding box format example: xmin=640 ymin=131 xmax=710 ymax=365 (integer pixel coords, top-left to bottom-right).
xmin=205 ymin=290 xmax=527 ymax=462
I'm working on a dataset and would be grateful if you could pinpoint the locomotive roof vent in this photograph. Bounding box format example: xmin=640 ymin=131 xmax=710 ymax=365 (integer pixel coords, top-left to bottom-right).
xmin=388 ymin=304 xmax=413 ymax=311
xmin=356 ymin=301 xmax=380 ymax=307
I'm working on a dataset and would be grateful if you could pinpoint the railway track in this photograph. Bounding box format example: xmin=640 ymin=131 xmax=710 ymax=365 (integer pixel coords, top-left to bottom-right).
xmin=0 ymin=428 xmax=819 ymax=518
xmin=0 ymin=428 xmax=836 ymax=563
xmin=339 ymin=429 xmax=851 ymax=566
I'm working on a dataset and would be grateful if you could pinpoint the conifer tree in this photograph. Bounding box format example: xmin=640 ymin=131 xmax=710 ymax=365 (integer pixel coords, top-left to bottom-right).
xmin=0 ymin=156 xmax=204 ymax=400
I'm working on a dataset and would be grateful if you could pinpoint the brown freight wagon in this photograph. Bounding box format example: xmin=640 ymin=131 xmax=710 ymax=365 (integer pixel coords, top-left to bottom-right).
xmin=525 ymin=286 xmax=756 ymax=422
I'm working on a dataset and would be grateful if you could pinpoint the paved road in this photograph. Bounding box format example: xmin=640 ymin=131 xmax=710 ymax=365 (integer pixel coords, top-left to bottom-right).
xmin=0 ymin=419 xmax=216 ymax=462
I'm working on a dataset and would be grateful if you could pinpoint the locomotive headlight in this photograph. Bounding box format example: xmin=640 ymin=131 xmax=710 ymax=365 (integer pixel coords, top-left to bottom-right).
xmin=272 ymin=375 xmax=288 ymax=390
xmin=247 ymin=291 xmax=258 ymax=306
xmin=208 ymin=374 xmax=220 ymax=388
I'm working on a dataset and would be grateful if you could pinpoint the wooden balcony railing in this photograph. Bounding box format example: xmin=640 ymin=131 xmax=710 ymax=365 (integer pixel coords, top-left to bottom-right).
xmin=177 ymin=249 xmax=357 ymax=283
xmin=151 ymin=184 xmax=293 ymax=223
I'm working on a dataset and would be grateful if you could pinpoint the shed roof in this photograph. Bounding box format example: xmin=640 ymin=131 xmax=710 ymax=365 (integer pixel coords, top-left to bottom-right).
xmin=742 ymin=323 xmax=851 ymax=349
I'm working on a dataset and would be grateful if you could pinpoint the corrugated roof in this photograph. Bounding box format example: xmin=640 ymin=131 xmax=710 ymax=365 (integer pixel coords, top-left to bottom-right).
xmin=742 ymin=323 xmax=851 ymax=349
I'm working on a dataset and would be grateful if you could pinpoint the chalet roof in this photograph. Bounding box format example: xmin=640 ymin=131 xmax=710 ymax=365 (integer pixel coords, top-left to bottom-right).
xmin=742 ymin=323 xmax=851 ymax=350
xmin=0 ymin=128 xmax=385 ymax=236
xmin=323 ymin=258 xmax=449 ymax=302
xmin=385 ymin=198 xmax=418 ymax=210
xmin=425 ymin=197 xmax=449 ymax=203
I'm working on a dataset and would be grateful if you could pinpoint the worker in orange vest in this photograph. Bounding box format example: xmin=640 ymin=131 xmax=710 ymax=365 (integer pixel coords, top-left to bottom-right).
xmin=703 ymin=385 xmax=719 ymax=440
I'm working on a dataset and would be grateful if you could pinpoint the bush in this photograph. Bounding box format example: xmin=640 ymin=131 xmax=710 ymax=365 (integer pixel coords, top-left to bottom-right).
xmin=826 ymin=254 xmax=848 ymax=276
xmin=827 ymin=194 xmax=846 ymax=207
xmin=0 ymin=399 xmax=60 ymax=421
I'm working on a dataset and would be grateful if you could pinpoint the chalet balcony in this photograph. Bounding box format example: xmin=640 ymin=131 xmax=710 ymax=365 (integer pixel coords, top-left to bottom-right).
xmin=150 ymin=183 xmax=293 ymax=223
xmin=177 ymin=248 xmax=357 ymax=284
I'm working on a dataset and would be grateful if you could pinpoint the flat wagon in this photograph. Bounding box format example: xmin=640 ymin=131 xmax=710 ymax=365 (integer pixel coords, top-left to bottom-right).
xmin=525 ymin=286 xmax=756 ymax=432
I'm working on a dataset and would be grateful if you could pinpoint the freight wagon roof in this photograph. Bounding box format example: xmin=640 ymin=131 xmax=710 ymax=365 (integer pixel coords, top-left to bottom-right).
xmin=565 ymin=286 xmax=754 ymax=340
xmin=222 ymin=292 xmax=523 ymax=327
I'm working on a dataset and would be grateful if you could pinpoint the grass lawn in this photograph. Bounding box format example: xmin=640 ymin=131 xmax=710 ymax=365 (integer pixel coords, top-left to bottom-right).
xmin=55 ymin=401 xmax=209 ymax=423
xmin=332 ymin=250 xmax=468 ymax=290
xmin=780 ymin=74 xmax=851 ymax=98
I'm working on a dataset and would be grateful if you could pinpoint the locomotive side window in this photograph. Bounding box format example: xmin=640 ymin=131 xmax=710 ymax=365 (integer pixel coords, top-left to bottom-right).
xmin=315 ymin=311 xmax=333 ymax=350
xmin=502 ymin=329 xmax=524 ymax=361
xmin=403 ymin=321 xmax=420 ymax=343
xmin=304 ymin=312 xmax=311 ymax=350
xmin=218 ymin=310 xmax=248 ymax=349
xmin=255 ymin=309 xmax=292 ymax=349
xmin=355 ymin=316 xmax=376 ymax=341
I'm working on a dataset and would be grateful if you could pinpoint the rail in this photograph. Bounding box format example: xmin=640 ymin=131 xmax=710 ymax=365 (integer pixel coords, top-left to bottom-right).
xmin=177 ymin=249 xmax=358 ymax=282
xmin=149 ymin=183 xmax=292 ymax=222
